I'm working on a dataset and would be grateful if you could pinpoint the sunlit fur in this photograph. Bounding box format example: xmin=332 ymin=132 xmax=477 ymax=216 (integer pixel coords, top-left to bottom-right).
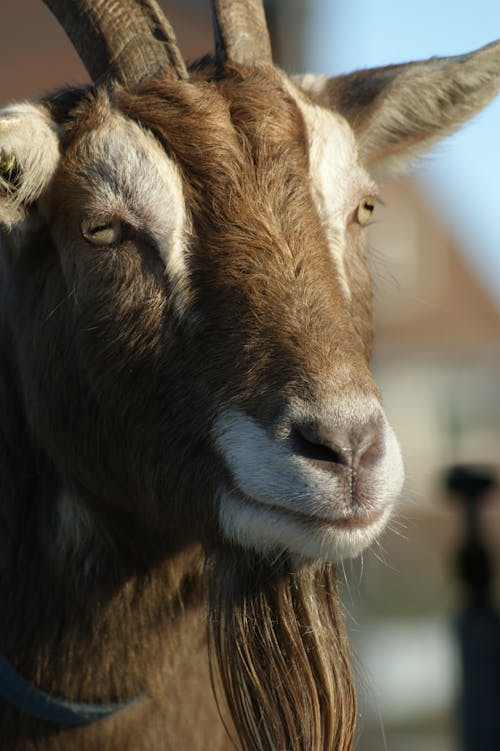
xmin=294 ymin=39 xmax=500 ymax=174
xmin=0 ymin=104 xmax=60 ymax=227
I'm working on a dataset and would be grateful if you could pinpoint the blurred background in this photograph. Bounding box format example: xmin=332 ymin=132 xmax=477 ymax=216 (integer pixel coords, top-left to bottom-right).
xmin=1 ymin=2 xmax=499 ymax=749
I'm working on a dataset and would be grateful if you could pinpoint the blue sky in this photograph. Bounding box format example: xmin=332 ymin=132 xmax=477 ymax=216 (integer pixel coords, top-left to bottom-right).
xmin=305 ymin=0 xmax=500 ymax=305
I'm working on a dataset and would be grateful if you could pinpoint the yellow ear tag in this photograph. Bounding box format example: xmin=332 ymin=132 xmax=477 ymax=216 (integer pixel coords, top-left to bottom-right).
xmin=0 ymin=154 xmax=16 ymax=174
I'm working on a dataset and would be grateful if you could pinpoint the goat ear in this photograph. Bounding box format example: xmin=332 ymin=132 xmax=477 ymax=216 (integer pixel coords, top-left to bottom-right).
xmin=0 ymin=104 xmax=60 ymax=229
xmin=296 ymin=39 xmax=500 ymax=175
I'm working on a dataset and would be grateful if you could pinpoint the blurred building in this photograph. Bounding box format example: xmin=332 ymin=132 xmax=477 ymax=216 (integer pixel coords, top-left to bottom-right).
xmin=372 ymin=179 xmax=500 ymax=501
xmin=0 ymin=0 xmax=213 ymax=100
xmin=358 ymin=180 xmax=500 ymax=751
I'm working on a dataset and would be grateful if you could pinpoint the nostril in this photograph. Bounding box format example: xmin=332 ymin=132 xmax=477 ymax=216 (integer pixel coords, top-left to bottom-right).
xmin=290 ymin=424 xmax=350 ymax=468
xmin=289 ymin=418 xmax=384 ymax=472
xmin=357 ymin=431 xmax=383 ymax=468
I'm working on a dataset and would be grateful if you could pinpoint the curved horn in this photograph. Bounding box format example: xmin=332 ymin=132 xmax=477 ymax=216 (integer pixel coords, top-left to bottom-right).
xmin=42 ymin=0 xmax=188 ymax=86
xmin=211 ymin=0 xmax=273 ymax=66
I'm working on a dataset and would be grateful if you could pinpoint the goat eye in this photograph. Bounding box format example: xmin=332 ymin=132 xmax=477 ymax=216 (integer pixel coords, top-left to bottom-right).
xmin=356 ymin=197 xmax=376 ymax=226
xmin=81 ymin=217 xmax=122 ymax=246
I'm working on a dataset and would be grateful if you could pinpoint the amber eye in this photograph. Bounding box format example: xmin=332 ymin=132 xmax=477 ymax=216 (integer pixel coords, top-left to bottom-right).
xmin=356 ymin=197 xmax=376 ymax=226
xmin=81 ymin=217 xmax=122 ymax=246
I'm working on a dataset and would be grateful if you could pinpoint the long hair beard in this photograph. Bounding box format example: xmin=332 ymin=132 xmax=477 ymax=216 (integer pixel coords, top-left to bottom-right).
xmin=207 ymin=549 xmax=356 ymax=750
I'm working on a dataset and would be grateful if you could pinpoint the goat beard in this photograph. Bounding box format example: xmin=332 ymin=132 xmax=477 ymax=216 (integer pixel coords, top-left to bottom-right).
xmin=207 ymin=549 xmax=356 ymax=751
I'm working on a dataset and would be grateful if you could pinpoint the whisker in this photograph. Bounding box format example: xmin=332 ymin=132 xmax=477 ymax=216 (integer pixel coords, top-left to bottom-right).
xmin=42 ymin=288 xmax=76 ymax=324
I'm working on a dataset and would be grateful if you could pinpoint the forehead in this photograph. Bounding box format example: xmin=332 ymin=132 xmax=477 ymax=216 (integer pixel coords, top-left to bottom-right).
xmin=60 ymin=69 xmax=365 ymax=190
xmin=53 ymin=77 xmax=292 ymax=234
xmin=56 ymin=69 xmax=372 ymax=252
xmin=49 ymin=70 xmax=375 ymax=350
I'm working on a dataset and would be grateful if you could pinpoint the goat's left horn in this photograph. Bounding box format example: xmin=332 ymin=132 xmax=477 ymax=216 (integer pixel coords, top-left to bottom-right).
xmin=211 ymin=0 xmax=273 ymax=66
xmin=42 ymin=0 xmax=188 ymax=86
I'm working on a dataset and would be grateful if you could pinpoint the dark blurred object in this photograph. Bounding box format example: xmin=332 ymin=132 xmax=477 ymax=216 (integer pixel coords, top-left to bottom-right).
xmin=445 ymin=464 xmax=500 ymax=751
xmin=447 ymin=465 xmax=496 ymax=605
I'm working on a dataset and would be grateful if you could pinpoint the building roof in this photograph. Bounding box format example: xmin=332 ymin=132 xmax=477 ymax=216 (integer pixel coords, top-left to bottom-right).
xmin=372 ymin=180 xmax=500 ymax=356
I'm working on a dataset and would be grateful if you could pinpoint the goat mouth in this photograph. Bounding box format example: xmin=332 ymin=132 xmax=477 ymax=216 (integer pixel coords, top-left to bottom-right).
xmin=228 ymin=485 xmax=384 ymax=531
xmin=218 ymin=484 xmax=391 ymax=561
xmin=332 ymin=511 xmax=383 ymax=529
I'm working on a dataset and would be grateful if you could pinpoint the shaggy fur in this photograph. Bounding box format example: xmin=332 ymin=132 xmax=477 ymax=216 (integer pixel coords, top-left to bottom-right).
xmin=208 ymin=553 xmax=355 ymax=751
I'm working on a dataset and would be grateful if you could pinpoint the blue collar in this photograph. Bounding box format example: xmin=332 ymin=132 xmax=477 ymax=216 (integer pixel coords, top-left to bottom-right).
xmin=0 ymin=653 xmax=143 ymax=725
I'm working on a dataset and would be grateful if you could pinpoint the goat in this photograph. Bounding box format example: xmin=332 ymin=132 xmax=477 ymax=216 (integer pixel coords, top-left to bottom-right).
xmin=0 ymin=1 xmax=498 ymax=749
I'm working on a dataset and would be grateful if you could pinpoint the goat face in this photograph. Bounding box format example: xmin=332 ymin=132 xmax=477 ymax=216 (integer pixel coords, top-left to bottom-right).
xmin=1 ymin=30 xmax=499 ymax=566
xmin=0 ymin=66 xmax=404 ymax=563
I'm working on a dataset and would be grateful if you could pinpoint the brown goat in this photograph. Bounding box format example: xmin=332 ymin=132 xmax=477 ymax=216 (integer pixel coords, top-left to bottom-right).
xmin=0 ymin=1 xmax=498 ymax=749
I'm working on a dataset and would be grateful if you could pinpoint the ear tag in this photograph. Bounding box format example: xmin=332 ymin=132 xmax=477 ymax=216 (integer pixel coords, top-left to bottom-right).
xmin=0 ymin=153 xmax=16 ymax=175
xmin=0 ymin=153 xmax=19 ymax=193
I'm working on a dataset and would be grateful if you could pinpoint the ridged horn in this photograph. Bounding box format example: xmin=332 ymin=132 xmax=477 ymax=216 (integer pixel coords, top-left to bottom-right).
xmin=42 ymin=0 xmax=188 ymax=86
xmin=211 ymin=0 xmax=273 ymax=65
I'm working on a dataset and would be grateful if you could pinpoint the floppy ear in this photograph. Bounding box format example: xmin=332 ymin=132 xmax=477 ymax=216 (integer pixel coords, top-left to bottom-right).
xmin=295 ymin=39 xmax=500 ymax=175
xmin=0 ymin=103 xmax=60 ymax=229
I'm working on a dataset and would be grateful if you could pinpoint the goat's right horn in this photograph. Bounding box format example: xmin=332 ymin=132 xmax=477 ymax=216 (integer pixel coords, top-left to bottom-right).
xmin=211 ymin=0 xmax=273 ymax=66
xmin=42 ymin=0 xmax=188 ymax=87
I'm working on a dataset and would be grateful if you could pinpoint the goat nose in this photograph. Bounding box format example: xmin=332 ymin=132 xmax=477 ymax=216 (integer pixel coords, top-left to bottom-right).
xmin=290 ymin=416 xmax=383 ymax=473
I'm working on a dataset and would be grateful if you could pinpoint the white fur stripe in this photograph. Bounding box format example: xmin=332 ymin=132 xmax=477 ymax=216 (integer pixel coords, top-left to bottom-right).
xmin=69 ymin=109 xmax=190 ymax=318
xmin=282 ymin=77 xmax=377 ymax=300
